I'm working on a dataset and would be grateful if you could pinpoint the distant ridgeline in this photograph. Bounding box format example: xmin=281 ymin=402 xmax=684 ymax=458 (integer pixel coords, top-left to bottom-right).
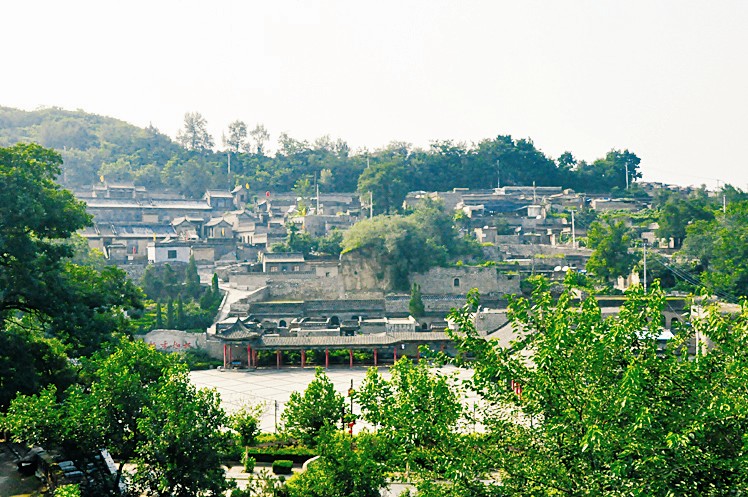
xmin=0 ymin=106 xmax=643 ymax=202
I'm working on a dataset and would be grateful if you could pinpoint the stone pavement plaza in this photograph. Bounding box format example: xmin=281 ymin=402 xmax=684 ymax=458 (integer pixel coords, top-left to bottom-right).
xmin=190 ymin=365 xmax=481 ymax=434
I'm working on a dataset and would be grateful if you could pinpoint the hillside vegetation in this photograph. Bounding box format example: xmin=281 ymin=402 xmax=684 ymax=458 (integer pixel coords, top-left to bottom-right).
xmin=0 ymin=106 xmax=644 ymax=202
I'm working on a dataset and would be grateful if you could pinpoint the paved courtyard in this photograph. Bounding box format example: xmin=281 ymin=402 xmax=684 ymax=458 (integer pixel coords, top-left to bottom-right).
xmin=190 ymin=365 xmax=481 ymax=434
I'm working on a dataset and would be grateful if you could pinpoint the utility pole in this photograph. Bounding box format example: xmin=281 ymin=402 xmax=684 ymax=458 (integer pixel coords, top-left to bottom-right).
xmin=643 ymin=241 xmax=647 ymax=292
xmin=370 ymin=191 xmax=373 ymax=219
xmin=496 ymin=159 xmax=501 ymax=189
xmin=571 ymin=210 xmax=576 ymax=248
xmin=723 ymin=194 xmax=727 ymax=214
xmin=315 ymin=171 xmax=320 ymax=214
xmin=227 ymin=152 xmax=232 ymax=190
xmin=625 ymin=163 xmax=629 ymax=190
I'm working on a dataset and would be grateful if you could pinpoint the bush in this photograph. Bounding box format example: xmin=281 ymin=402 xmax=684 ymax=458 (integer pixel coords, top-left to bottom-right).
xmin=272 ymin=459 xmax=294 ymax=475
xmin=181 ymin=349 xmax=222 ymax=370
xmin=54 ymin=484 xmax=81 ymax=497
xmin=242 ymin=450 xmax=256 ymax=473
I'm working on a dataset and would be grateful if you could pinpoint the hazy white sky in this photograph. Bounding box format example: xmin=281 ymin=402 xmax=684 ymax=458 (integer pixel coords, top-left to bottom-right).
xmin=3 ymin=0 xmax=747 ymax=188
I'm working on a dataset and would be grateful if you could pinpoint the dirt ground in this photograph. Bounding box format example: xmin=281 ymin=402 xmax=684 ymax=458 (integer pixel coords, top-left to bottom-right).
xmin=0 ymin=442 xmax=44 ymax=497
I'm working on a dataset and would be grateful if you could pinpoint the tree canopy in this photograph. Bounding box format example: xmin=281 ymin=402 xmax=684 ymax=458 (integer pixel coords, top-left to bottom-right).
xmin=281 ymin=367 xmax=345 ymax=446
xmin=585 ymin=218 xmax=639 ymax=283
xmin=0 ymin=106 xmax=644 ymax=200
xmin=441 ymin=281 xmax=748 ymax=495
xmin=1 ymin=337 xmax=231 ymax=496
xmin=341 ymin=199 xmax=479 ymax=289
xmin=681 ymin=199 xmax=748 ymax=300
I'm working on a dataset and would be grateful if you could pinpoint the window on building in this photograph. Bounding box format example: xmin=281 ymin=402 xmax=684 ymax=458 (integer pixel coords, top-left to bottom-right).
xmin=167 ymin=250 xmax=177 ymax=259
xmin=293 ymin=265 xmax=300 ymax=272
xmin=453 ymin=278 xmax=460 ymax=287
xmin=270 ymin=266 xmax=279 ymax=272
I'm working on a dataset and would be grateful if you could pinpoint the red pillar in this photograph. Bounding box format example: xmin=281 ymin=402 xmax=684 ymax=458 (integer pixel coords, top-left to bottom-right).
xmin=394 ymin=345 xmax=397 ymax=362
xmin=440 ymin=343 xmax=445 ymax=353
xmin=373 ymin=348 xmax=378 ymax=367
xmin=301 ymin=350 xmax=306 ymax=368
xmin=228 ymin=346 xmax=233 ymax=367
xmin=223 ymin=344 xmax=227 ymax=368
xmin=325 ymin=348 xmax=330 ymax=369
xmin=247 ymin=345 xmax=252 ymax=368
xmin=276 ymin=350 xmax=282 ymax=369
xmin=416 ymin=347 xmax=420 ymax=362
xmin=349 ymin=349 xmax=354 ymax=369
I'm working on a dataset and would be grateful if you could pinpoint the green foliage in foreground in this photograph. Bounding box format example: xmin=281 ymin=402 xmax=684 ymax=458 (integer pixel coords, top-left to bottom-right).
xmin=356 ymin=358 xmax=463 ymax=475
xmin=443 ymin=281 xmax=748 ymax=496
xmin=281 ymin=367 xmax=345 ymax=447
xmin=1 ymin=337 xmax=231 ymax=496
xmin=285 ymin=428 xmax=387 ymax=497
xmin=54 ymin=484 xmax=81 ymax=497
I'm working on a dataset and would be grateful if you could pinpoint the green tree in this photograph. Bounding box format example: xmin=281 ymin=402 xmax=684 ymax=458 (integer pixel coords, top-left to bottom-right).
xmin=184 ymin=254 xmax=202 ymax=298
xmin=177 ymin=295 xmax=185 ymax=329
xmin=0 ymin=143 xmax=91 ymax=321
xmin=155 ymin=301 xmax=163 ymax=328
xmin=2 ymin=338 xmax=229 ymax=496
xmin=342 ymin=201 xmax=474 ymax=290
xmin=212 ymin=273 xmax=220 ymax=295
xmin=285 ymin=428 xmax=387 ymax=497
xmin=249 ymin=123 xmax=270 ymax=155
xmin=133 ymin=369 xmax=230 ymax=497
xmin=681 ymin=199 xmax=748 ymax=299
xmin=230 ymin=403 xmax=263 ymax=447
xmin=356 ymin=358 xmax=463 ymax=474
xmin=409 ymin=283 xmax=425 ymax=318
xmin=572 ymin=149 xmax=642 ymax=193
xmin=166 ymin=297 xmax=175 ymax=329
xmin=357 ymin=160 xmax=409 ymax=214
xmin=293 ymin=177 xmax=313 ymax=215
xmin=223 ymin=120 xmax=248 ymax=153
xmin=444 ymin=282 xmax=748 ymax=495
xmin=176 ymin=112 xmax=214 ymax=151
xmin=656 ymin=190 xmax=714 ymax=248
xmin=316 ymin=229 xmax=344 ymax=256
xmin=54 ymin=484 xmax=81 ymax=497
xmin=585 ymin=218 xmax=639 ymax=282
xmin=0 ymin=318 xmax=75 ymax=410
xmin=282 ymin=367 xmax=345 ymax=446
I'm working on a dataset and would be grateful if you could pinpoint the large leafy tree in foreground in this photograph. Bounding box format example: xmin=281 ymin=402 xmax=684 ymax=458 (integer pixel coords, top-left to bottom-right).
xmin=443 ymin=281 xmax=748 ymax=496
xmin=1 ymin=338 xmax=230 ymax=496
xmin=285 ymin=428 xmax=387 ymax=497
xmin=356 ymin=357 xmax=463 ymax=475
xmin=0 ymin=144 xmax=143 ymax=407
xmin=0 ymin=143 xmax=91 ymax=321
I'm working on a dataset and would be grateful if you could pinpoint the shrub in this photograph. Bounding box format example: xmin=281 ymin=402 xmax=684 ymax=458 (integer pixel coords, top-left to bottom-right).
xmin=181 ymin=349 xmax=222 ymax=370
xmin=272 ymin=459 xmax=294 ymax=475
xmin=54 ymin=484 xmax=81 ymax=497
xmin=242 ymin=450 xmax=256 ymax=473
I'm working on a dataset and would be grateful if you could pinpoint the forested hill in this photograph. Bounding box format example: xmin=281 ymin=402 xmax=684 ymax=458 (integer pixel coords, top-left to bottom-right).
xmin=0 ymin=106 xmax=182 ymax=187
xmin=0 ymin=106 xmax=645 ymax=206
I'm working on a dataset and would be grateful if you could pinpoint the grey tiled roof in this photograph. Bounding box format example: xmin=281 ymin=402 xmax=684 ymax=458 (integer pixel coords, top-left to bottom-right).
xmin=256 ymin=331 xmax=450 ymax=349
